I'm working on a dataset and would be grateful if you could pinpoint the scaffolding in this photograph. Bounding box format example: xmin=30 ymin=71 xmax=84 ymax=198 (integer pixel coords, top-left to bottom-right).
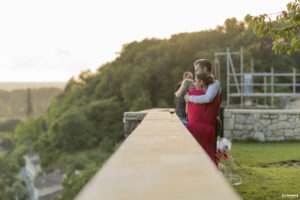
xmin=214 ymin=47 xmax=300 ymax=108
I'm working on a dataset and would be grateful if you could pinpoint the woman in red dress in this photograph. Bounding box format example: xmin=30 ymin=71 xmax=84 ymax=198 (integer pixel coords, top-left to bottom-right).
xmin=186 ymin=72 xmax=220 ymax=164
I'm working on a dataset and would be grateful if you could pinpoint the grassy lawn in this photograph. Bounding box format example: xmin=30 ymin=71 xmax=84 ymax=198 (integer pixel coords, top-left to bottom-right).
xmin=219 ymin=140 xmax=300 ymax=200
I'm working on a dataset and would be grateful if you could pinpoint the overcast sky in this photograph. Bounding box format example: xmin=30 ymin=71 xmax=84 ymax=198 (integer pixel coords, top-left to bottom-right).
xmin=0 ymin=0 xmax=291 ymax=82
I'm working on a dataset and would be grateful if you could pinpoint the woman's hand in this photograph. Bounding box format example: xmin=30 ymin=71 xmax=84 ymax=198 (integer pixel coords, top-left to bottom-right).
xmin=184 ymin=94 xmax=189 ymax=103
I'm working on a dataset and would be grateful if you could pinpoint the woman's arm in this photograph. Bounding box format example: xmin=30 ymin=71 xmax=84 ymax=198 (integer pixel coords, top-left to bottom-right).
xmin=185 ymin=102 xmax=188 ymax=114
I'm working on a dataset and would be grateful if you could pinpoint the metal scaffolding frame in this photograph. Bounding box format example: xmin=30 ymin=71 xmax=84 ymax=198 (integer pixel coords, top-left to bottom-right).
xmin=214 ymin=47 xmax=300 ymax=108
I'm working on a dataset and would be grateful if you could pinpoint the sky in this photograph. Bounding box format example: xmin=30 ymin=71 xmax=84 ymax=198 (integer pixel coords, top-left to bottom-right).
xmin=0 ymin=0 xmax=291 ymax=82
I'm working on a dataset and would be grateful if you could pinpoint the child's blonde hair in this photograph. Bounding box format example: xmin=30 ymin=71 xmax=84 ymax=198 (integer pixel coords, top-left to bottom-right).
xmin=175 ymin=79 xmax=194 ymax=97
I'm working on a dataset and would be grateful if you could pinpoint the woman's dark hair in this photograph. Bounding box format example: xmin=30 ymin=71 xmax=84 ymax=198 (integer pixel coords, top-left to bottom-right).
xmin=196 ymin=72 xmax=214 ymax=85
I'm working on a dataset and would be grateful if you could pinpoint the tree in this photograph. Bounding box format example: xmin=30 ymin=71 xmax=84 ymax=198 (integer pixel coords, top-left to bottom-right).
xmin=50 ymin=108 xmax=96 ymax=152
xmin=245 ymin=0 xmax=300 ymax=54
xmin=53 ymin=163 xmax=98 ymax=200
xmin=4 ymin=180 xmax=28 ymax=200
xmin=26 ymin=88 xmax=33 ymax=117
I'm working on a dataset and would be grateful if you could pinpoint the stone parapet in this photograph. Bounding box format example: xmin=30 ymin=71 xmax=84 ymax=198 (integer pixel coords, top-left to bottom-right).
xmin=76 ymin=109 xmax=241 ymax=200
xmin=123 ymin=108 xmax=170 ymax=137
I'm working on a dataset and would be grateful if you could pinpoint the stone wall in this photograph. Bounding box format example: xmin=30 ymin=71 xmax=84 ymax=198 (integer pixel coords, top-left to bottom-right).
xmin=224 ymin=109 xmax=300 ymax=141
xmin=123 ymin=108 xmax=169 ymax=137
xmin=123 ymin=112 xmax=147 ymax=137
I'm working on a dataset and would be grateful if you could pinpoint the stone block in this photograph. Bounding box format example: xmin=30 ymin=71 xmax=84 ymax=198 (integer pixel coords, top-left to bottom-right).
xmin=235 ymin=114 xmax=246 ymax=124
xmin=295 ymin=128 xmax=300 ymax=136
xmin=224 ymin=118 xmax=234 ymax=130
xmin=279 ymin=114 xmax=288 ymax=121
xmin=224 ymin=111 xmax=232 ymax=118
xmin=260 ymin=119 xmax=271 ymax=127
xmin=254 ymin=123 xmax=263 ymax=131
xmin=246 ymin=115 xmax=254 ymax=124
xmin=269 ymin=114 xmax=279 ymax=119
xmin=288 ymin=118 xmax=295 ymax=123
xmin=261 ymin=114 xmax=269 ymax=119
xmin=234 ymin=124 xmax=252 ymax=131
xmin=296 ymin=117 xmax=300 ymax=128
xmin=284 ymin=130 xmax=294 ymax=137
xmin=234 ymin=124 xmax=244 ymax=130
xmin=267 ymin=121 xmax=291 ymax=130
xmin=244 ymin=125 xmax=253 ymax=130
xmin=278 ymin=121 xmax=292 ymax=129
xmin=253 ymin=113 xmax=261 ymax=121
xmin=275 ymin=136 xmax=285 ymax=141
xmin=224 ymin=131 xmax=232 ymax=138
xmin=265 ymin=131 xmax=273 ymax=137
xmin=273 ymin=130 xmax=284 ymax=136
xmin=232 ymin=131 xmax=242 ymax=136
xmin=253 ymin=132 xmax=265 ymax=142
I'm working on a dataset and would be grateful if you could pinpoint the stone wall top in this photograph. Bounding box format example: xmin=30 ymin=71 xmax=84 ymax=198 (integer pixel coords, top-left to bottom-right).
xmin=226 ymin=109 xmax=300 ymax=114
xmin=76 ymin=109 xmax=241 ymax=200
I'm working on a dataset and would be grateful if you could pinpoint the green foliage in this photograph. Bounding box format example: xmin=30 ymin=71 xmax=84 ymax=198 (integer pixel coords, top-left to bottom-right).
xmin=130 ymin=93 xmax=152 ymax=111
xmin=85 ymin=97 xmax=123 ymax=141
xmin=0 ymin=158 xmax=15 ymax=186
xmin=0 ymin=119 xmax=21 ymax=133
xmin=121 ymin=67 xmax=151 ymax=109
xmin=33 ymin=133 xmax=58 ymax=171
xmin=4 ymin=179 xmax=28 ymax=200
xmin=245 ymin=0 xmax=300 ymax=54
xmin=5 ymin=144 xmax=28 ymax=173
xmin=15 ymin=117 xmax=45 ymax=146
xmin=50 ymin=108 xmax=96 ymax=152
xmin=0 ymin=132 xmax=14 ymax=151
xmin=53 ymin=163 xmax=98 ymax=200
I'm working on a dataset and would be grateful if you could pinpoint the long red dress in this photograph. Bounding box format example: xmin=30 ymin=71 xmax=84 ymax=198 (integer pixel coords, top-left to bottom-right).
xmin=187 ymin=89 xmax=220 ymax=164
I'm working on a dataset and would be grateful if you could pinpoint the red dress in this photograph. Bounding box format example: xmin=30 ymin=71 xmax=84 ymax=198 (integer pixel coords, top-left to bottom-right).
xmin=187 ymin=89 xmax=220 ymax=164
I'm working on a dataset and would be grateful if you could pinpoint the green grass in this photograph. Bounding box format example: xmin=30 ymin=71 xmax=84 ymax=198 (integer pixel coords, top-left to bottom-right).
xmin=230 ymin=141 xmax=300 ymax=165
xmin=219 ymin=140 xmax=300 ymax=200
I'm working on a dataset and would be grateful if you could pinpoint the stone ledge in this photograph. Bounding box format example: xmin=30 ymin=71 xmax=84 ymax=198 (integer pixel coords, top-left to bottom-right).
xmin=75 ymin=110 xmax=241 ymax=200
xmin=226 ymin=109 xmax=300 ymax=114
xmin=123 ymin=109 xmax=170 ymax=137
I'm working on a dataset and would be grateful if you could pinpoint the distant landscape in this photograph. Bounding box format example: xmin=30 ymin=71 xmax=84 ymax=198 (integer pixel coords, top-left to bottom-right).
xmin=0 ymin=83 xmax=65 ymax=118
xmin=0 ymin=82 xmax=66 ymax=91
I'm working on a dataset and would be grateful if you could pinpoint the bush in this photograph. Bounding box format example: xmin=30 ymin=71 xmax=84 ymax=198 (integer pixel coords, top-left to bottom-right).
xmin=50 ymin=108 xmax=96 ymax=152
